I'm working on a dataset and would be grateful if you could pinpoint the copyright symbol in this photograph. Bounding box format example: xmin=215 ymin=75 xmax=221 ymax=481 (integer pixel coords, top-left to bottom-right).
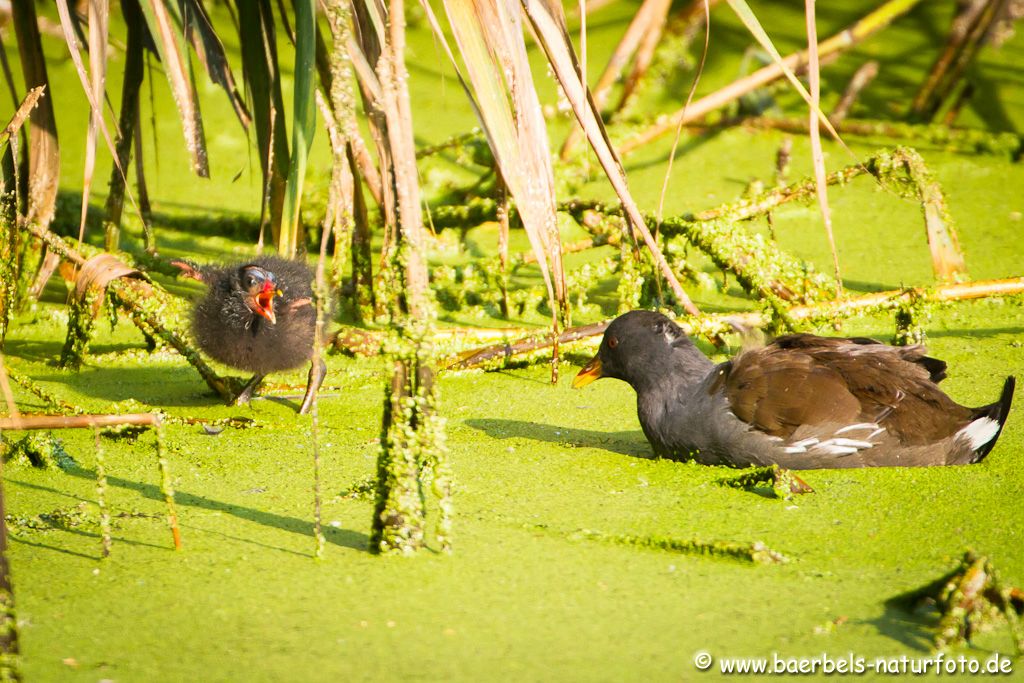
xmin=694 ymin=651 xmax=713 ymax=671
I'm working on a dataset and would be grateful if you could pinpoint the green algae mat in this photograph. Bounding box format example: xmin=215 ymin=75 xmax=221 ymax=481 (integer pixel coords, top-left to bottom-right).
xmin=4 ymin=1 xmax=1024 ymax=680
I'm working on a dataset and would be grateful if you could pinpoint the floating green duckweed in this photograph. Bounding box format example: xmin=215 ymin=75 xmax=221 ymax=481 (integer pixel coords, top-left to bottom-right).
xmin=339 ymin=475 xmax=376 ymax=500
xmin=720 ymin=465 xmax=814 ymax=500
xmin=154 ymin=422 xmax=182 ymax=551
xmin=892 ymin=289 xmax=931 ymax=346
xmin=59 ymin=287 xmax=100 ymax=370
xmin=1 ymin=433 xmax=76 ymax=471
xmin=4 ymin=368 xmax=83 ymax=415
xmin=891 ymin=551 xmax=1024 ymax=653
xmin=371 ymin=317 xmax=452 ymax=555
xmin=567 ymin=528 xmax=788 ymax=565
xmin=5 ymin=504 xmax=97 ymax=535
xmin=93 ymin=428 xmax=112 ymax=559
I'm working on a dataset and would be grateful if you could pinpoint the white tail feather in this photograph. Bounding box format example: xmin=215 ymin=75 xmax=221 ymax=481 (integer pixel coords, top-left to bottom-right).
xmin=958 ymin=417 xmax=1000 ymax=451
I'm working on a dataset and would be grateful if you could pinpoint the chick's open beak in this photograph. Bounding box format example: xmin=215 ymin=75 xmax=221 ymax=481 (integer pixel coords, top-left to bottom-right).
xmin=572 ymin=356 xmax=604 ymax=389
xmin=252 ymin=284 xmax=280 ymax=325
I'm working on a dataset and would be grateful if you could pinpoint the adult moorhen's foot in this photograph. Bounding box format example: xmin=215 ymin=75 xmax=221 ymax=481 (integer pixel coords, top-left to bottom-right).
xmin=298 ymin=357 xmax=327 ymax=415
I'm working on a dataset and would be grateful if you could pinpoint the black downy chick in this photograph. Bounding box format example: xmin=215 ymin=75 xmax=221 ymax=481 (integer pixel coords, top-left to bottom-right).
xmin=174 ymin=256 xmax=326 ymax=414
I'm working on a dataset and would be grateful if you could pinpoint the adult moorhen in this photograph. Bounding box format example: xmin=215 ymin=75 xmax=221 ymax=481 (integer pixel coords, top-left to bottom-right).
xmin=174 ymin=257 xmax=326 ymax=414
xmin=573 ymin=310 xmax=1015 ymax=468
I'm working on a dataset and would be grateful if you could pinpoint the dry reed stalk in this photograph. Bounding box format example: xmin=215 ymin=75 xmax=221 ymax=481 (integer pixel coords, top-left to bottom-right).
xmin=448 ymin=276 xmax=1024 ymax=370
xmin=620 ymin=0 xmax=924 ymax=154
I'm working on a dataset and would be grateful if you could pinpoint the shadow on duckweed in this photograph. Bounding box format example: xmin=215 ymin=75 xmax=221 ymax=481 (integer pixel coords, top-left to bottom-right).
xmin=865 ymin=602 xmax=944 ymax=653
xmin=924 ymin=326 xmax=1024 ymax=340
xmin=13 ymin=470 xmax=371 ymax=555
xmin=464 ymin=418 xmax=652 ymax=459
xmin=8 ymin=536 xmax=98 ymax=561
xmin=30 ymin=366 xmax=223 ymax=407
xmin=6 ymin=479 xmax=174 ymax=557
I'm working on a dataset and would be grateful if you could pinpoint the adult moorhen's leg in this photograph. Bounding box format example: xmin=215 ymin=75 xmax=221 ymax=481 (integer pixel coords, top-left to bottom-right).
xmin=234 ymin=374 xmax=266 ymax=406
xmin=298 ymin=357 xmax=327 ymax=414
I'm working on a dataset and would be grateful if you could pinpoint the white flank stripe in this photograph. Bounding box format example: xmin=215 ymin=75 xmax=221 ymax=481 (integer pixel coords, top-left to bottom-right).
xmin=822 ymin=438 xmax=874 ymax=450
xmin=958 ymin=417 xmax=1000 ymax=451
xmin=816 ymin=444 xmax=858 ymax=456
xmin=835 ymin=423 xmax=878 ymax=435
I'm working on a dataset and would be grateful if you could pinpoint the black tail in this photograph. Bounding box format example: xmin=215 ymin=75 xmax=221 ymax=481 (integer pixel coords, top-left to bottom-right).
xmin=972 ymin=376 xmax=1015 ymax=460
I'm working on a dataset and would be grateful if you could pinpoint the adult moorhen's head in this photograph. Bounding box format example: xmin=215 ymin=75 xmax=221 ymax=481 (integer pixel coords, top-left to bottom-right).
xmin=573 ymin=310 xmax=700 ymax=391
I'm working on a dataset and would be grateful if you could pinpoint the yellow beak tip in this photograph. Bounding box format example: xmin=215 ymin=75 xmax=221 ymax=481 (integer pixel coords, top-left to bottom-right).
xmin=572 ymin=357 xmax=603 ymax=389
xmin=571 ymin=375 xmax=594 ymax=389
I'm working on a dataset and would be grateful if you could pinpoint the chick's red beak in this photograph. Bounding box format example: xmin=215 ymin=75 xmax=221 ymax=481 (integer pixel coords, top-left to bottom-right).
xmin=252 ymin=282 xmax=280 ymax=325
xmin=572 ymin=356 xmax=604 ymax=389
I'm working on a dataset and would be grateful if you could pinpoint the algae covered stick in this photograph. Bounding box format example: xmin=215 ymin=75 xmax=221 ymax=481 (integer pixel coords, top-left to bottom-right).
xmin=311 ymin=403 xmax=326 ymax=559
xmin=311 ymin=215 xmax=329 ymax=560
xmin=0 ymin=411 xmax=183 ymax=550
xmin=447 ymin=276 xmax=1024 ymax=371
xmin=0 ymin=429 xmax=21 ymax=681
xmin=0 ymin=413 xmax=161 ymax=431
xmin=154 ymin=420 xmax=182 ymax=551
xmin=93 ymin=427 xmax=113 ymax=558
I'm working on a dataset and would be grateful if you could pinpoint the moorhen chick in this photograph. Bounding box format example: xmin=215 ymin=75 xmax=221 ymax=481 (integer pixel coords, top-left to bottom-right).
xmin=573 ymin=310 xmax=1015 ymax=468
xmin=174 ymin=256 xmax=326 ymax=414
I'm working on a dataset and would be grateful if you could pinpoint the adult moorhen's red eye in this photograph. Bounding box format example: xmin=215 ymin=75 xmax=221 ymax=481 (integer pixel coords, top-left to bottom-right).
xmin=608 ymin=336 xmax=618 ymax=349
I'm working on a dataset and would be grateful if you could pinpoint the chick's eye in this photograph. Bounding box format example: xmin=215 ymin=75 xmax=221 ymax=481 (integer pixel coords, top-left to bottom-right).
xmin=608 ymin=336 xmax=618 ymax=349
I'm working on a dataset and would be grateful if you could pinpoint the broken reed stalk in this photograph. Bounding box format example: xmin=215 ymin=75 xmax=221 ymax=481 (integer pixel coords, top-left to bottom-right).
xmin=496 ymin=176 xmax=511 ymax=318
xmin=616 ymin=0 xmax=690 ymax=116
xmin=93 ymin=427 xmax=112 ymax=559
xmin=0 ymin=356 xmax=16 ymax=419
xmin=0 ymin=86 xmax=44 ymax=148
xmin=830 ymin=60 xmax=879 ymax=123
xmin=558 ymin=0 xmax=671 ymax=160
xmin=0 ymin=411 xmax=182 ymax=551
xmin=356 ymin=0 xmax=449 ymax=555
xmin=0 ymin=445 xmax=18 ymax=680
xmin=446 ymin=321 xmax=611 ymax=370
xmin=103 ymin=0 xmax=147 ymax=253
xmin=720 ymin=464 xmax=814 ymax=499
xmin=2 ymin=366 xmax=82 ymax=415
xmin=311 ymin=193 xmax=330 ymax=561
xmin=693 ymin=147 xmax=966 ymax=283
xmin=311 ymin=397 xmax=325 ymax=559
xmin=0 ymin=413 xmax=159 ymax=430
xmin=619 ymin=0 xmax=924 ymax=154
xmin=571 ymin=529 xmax=787 ymax=565
xmin=911 ymin=0 xmax=1002 ymax=121
xmin=727 ymin=116 xmax=1022 ymax=157
xmin=330 ymin=325 xmax=546 ymax=358
xmin=22 ymin=223 xmax=234 ymax=401
xmin=153 ymin=421 xmax=182 ymax=551
xmin=447 ymin=276 xmax=1024 ymax=371
xmin=804 ymin=0 xmax=842 ymax=286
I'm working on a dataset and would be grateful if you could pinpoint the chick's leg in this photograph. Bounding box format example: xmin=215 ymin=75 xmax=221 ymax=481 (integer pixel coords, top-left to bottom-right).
xmin=298 ymin=357 xmax=327 ymax=414
xmin=234 ymin=374 xmax=266 ymax=405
